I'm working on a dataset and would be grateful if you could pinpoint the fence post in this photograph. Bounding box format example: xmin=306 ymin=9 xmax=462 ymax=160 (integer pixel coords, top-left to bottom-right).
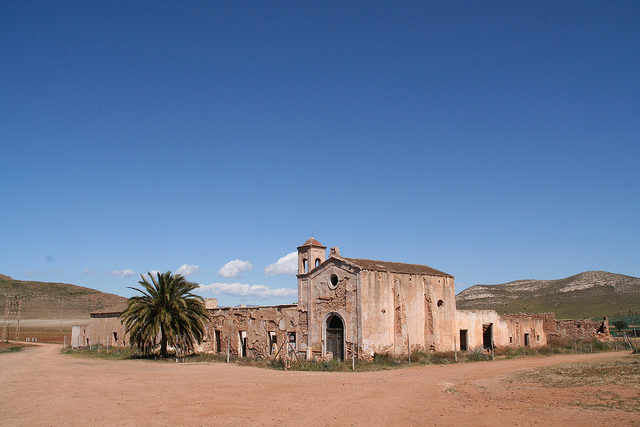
xmin=352 ymin=344 xmax=355 ymax=371
xmin=454 ymin=335 xmax=458 ymax=362
xmin=226 ymin=335 xmax=230 ymax=363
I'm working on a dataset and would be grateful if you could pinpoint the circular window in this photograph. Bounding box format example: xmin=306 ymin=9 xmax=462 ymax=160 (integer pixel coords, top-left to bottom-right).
xmin=329 ymin=274 xmax=339 ymax=289
xmin=437 ymin=299 xmax=444 ymax=307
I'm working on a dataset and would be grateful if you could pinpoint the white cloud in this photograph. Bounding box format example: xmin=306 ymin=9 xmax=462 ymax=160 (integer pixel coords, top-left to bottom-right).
xmin=264 ymin=252 xmax=298 ymax=276
xmin=141 ymin=270 xmax=161 ymax=280
xmin=83 ymin=268 xmax=95 ymax=276
xmin=218 ymin=259 xmax=253 ymax=278
xmin=108 ymin=269 xmax=136 ymax=278
xmin=199 ymin=282 xmax=297 ymax=298
xmin=176 ymin=264 xmax=200 ymax=277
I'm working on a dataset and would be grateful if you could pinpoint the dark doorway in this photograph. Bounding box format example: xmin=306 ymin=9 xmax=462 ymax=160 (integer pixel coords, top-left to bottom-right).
xmin=269 ymin=331 xmax=277 ymax=354
xmin=524 ymin=333 xmax=530 ymax=347
xmin=459 ymin=330 xmax=468 ymax=351
xmin=326 ymin=315 xmax=344 ymax=360
xmin=215 ymin=330 xmax=221 ymax=353
xmin=239 ymin=331 xmax=247 ymax=357
xmin=482 ymin=323 xmax=493 ymax=350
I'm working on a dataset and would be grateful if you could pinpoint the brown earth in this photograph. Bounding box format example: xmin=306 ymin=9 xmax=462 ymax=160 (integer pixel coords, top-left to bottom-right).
xmin=0 ymin=276 xmax=127 ymax=320
xmin=1 ymin=345 xmax=638 ymax=426
xmin=9 ymin=327 xmax=71 ymax=344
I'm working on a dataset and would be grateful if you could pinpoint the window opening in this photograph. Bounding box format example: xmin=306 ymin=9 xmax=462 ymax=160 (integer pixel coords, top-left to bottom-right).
xmin=437 ymin=299 xmax=444 ymax=307
xmin=288 ymin=332 xmax=296 ymax=348
xmin=269 ymin=331 xmax=277 ymax=355
xmin=329 ymin=274 xmax=339 ymax=289
xmin=524 ymin=333 xmax=530 ymax=347
xmin=315 ymin=258 xmax=321 ymax=268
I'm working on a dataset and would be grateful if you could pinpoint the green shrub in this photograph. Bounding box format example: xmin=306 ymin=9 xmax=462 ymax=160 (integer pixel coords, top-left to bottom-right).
xmin=468 ymin=346 xmax=489 ymax=361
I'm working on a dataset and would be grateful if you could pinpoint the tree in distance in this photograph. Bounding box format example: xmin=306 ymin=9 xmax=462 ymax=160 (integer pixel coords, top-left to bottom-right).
xmin=120 ymin=271 xmax=209 ymax=357
xmin=612 ymin=320 xmax=628 ymax=331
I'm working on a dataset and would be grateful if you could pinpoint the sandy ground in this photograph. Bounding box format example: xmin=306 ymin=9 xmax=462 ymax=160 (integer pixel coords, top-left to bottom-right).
xmin=1 ymin=344 xmax=638 ymax=426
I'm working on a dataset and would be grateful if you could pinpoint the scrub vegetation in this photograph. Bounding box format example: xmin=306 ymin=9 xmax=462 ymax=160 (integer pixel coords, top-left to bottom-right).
xmin=63 ymin=337 xmax=633 ymax=371
xmin=516 ymin=356 xmax=640 ymax=413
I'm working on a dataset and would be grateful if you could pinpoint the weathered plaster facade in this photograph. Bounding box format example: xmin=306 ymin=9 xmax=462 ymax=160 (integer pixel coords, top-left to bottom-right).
xmin=456 ymin=310 xmax=548 ymax=350
xmin=83 ymin=306 xmax=129 ymax=347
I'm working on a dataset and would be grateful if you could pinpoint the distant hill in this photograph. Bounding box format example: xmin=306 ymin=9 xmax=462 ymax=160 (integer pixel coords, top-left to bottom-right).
xmin=456 ymin=271 xmax=640 ymax=319
xmin=0 ymin=275 xmax=128 ymax=320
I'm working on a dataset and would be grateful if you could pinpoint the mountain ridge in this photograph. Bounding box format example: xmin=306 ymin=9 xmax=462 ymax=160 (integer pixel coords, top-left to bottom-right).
xmin=0 ymin=275 xmax=128 ymax=320
xmin=456 ymin=270 xmax=640 ymax=319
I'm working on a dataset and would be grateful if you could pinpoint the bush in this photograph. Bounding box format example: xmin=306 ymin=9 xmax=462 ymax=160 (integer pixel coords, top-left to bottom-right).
xmin=373 ymin=352 xmax=401 ymax=367
xmin=468 ymin=346 xmax=490 ymax=361
xmin=613 ymin=320 xmax=628 ymax=331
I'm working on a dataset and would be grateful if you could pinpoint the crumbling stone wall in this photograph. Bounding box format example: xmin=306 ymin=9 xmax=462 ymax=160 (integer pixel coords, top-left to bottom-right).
xmin=206 ymin=305 xmax=298 ymax=358
xmin=554 ymin=318 xmax=611 ymax=341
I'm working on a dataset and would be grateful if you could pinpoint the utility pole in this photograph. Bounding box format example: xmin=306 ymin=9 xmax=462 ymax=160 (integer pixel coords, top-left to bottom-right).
xmin=2 ymin=299 xmax=10 ymax=343
xmin=58 ymin=298 xmax=64 ymax=330
xmin=6 ymin=297 xmax=21 ymax=341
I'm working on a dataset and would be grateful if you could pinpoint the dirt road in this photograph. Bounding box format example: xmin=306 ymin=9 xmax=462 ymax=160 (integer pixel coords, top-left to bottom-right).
xmin=1 ymin=344 xmax=638 ymax=426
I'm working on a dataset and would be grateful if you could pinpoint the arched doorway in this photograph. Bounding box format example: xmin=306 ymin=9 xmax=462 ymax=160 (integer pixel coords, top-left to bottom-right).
xmin=325 ymin=314 xmax=344 ymax=360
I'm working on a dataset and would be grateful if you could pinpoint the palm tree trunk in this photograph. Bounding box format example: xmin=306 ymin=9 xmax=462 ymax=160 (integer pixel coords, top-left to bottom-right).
xmin=160 ymin=329 xmax=168 ymax=358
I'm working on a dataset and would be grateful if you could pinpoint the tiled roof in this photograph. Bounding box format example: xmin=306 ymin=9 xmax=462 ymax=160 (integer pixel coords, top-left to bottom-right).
xmin=299 ymin=237 xmax=326 ymax=248
xmin=90 ymin=303 xmax=128 ymax=315
xmin=343 ymin=258 xmax=453 ymax=278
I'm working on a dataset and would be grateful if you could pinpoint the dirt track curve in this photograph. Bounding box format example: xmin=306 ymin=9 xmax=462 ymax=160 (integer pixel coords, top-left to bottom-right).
xmin=1 ymin=344 xmax=638 ymax=426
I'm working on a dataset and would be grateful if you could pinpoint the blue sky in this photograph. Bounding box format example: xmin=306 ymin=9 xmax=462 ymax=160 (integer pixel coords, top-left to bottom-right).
xmin=1 ymin=1 xmax=638 ymax=305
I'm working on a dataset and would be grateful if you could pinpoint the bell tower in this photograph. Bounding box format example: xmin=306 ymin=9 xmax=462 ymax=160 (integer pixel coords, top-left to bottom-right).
xmin=297 ymin=238 xmax=327 ymax=275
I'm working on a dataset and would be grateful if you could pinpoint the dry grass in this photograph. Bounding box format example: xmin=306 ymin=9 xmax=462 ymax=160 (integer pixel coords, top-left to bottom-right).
xmin=519 ymin=356 xmax=640 ymax=388
xmin=517 ymin=355 xmax=640 ymax=412
xmin=0 ymin=342 xmax=27 ymax=353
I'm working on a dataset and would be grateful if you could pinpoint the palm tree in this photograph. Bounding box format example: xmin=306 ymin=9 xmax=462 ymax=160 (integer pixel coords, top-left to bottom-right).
xmin=120 ymin=271 xmax=209 ymax=358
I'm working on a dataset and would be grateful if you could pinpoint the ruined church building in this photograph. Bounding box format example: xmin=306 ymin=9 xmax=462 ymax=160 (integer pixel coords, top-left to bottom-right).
xmin=88 ymin=238 xmax=559 ymax=359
